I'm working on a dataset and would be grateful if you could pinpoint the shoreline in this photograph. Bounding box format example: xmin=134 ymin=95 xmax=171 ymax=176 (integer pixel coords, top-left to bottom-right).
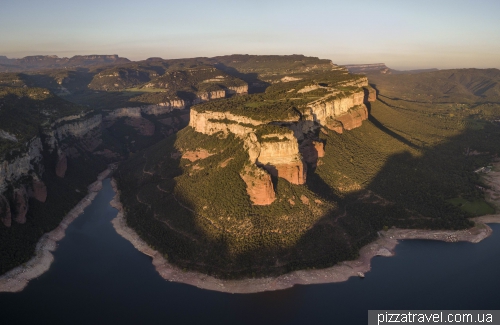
xmin=110 ymin=173 xmax=500 ymax=294
xmin=0 ymin=168 xmax=112 ymax=293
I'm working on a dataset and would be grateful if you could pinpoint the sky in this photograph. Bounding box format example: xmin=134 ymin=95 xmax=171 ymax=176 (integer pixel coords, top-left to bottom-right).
xmin=1 ymin=0 xmax=499 ymax=70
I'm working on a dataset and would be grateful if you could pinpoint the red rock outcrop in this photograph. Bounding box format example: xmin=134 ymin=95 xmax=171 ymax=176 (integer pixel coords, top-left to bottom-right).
xmin=56 ymin=152 xmax=67 ymax=178
xmin=326 ymin=105 xmax=369 ymax=134
xmin=335 ymin=105 xmax=368 ymax=131
xmin=364 ymin=87 xmax=377 ymax=102
xmin=14 ymin=188 xmax=28 ymax=224
xmin=324 ymin=119 xmax=344 ymax=134
xmin=32 ymin=178 xmax=47 ymax=203
xmin=0 ymin=194 xmax=11 ymax=227
xmin=263 ymin=162 xmax=306 ymax=185
xmin=240 ymin=166 xmax=276 ymax=205
xmin=314 ymin=141 xmax=325 ymax=157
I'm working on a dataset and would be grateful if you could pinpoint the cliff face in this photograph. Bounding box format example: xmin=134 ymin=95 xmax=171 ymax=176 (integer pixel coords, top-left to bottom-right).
xmin=0 ymin=137 xmax=43 ymax=193
xmin=227 ymin=85 xmax=248 ymax=95
xmin=187 ymin=81 xmax=376 ymax=205
xmin=241 ymin=131 xmax=306 ymax=203
xmin=256 ymin=134 xmax=306 ymax=185
xmin=189 ymin=110 xmax=264 ymax=136
xmin=333 ymin=105 xmax=369 ymax=131
xmin=305 ymin=89 xmax=365 ymax=124
xmin=106 ymin=84 xmax=249 ymax=124
xmin=239 ymin=165 xmax=276 ymax=205
xmin=195 ymin=90 xmax=226 ymax=102
xmin=298 ymin=84 xmax=376 ymax=134
xmin=0 ymin=112 xmax=103 ymax=227
xmin=53 ymin=114 xmax=102 ymax=141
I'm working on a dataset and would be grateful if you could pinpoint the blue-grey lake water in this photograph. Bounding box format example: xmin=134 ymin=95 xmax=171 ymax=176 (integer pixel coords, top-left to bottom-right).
xmin=1 ymin=179 xmax=499 ymax=324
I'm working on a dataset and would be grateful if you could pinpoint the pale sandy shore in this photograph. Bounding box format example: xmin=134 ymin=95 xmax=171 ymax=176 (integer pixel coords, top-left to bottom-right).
xmin=0 ymin=168 xmax=112 ymax=293
xmin=109 ymin=161 xmax=500 ymax=294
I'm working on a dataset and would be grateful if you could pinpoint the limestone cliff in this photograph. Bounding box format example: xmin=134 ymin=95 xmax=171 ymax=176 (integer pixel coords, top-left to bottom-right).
xmin=53 ymin=114 xmax=102 ymax=141
xmin=227 ymin=85 xmax=248 ymax=95
xmin=187 ymin=80 xmax=376 ymax=205
xmin=241 ymin=131 xmax=306 ymax=203
xmin=108 ymin=85 xmax=248 ymax=120
xmin=189 ymin=110 xmax=264 ymax=136
xmin=191 ymin=110 xmax=306 ymax=189
xmin=0 ymin=137 xmax=43 ymax=193
xmin=304 ymin=89 xmax=364 ymax=124
xmin=0 ymin=112 xmax=104 ymax=227
xmin=255 ymin=133 xmax=306 ymax=185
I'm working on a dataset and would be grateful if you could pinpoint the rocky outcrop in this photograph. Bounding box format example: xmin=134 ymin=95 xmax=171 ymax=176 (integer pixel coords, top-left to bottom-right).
xmin=14 ymin=187 xmax=28 ymax=224
xmin=324 ymin=119 xmax=344 ymax=134
xmin=333 ymin=105 xmax=369 ymax=131
xmin=190 ymin=110 xmax=264 ymax=136
xmin=0 ymin=137 xmax=43 ymax=193
xmin=0 ymin=130 xmax=18 ymax=142
xmin=189 ymin=109 xmax=300 ymax=137
xmin=0 ymin=111 xmax=104 ymax=231
xmin=108 ymin=86 xmax=247 ymax=121
xmin=32 ymin=177 xmax=47 ymax=203
xmin=227 ymin=85 xmax=248 ymax=95
xmin=364 ymin=87 xmax=377 ymax=102
xmin=42 ymin=114 xmax=103 ymax=154
xmin=54 ymin=114 xmax=102 ymax=141
xmin=304 ymin=89 xmax=365 ymax=126
xmin=256 ymin=134 xmax=306 ymax=185
xmin=196 ymin=90 xmax=226 ymax=102
xmin=264 ymin=162 xmax=306 ymax=185
xmin=240 ymin=165 xmax=276 ymax=205
xmin=187 ymin=76 xmax=373 ymax=201
xmin=243 ymin=132 xmax=306 ymax=186
xmin=56 ymin=152 xmax=67 ymax=178
xmin=0 ymin=194 xmax=11 ymax=227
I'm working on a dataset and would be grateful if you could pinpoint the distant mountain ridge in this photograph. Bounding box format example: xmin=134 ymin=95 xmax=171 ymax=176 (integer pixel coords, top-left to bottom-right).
xmin=343 ymin=63 xmax=439 ymax=75
xmin=368 ymin=68 xmax=500 ymax=103
xmin=0 ymin=55 xmax=130 ymax=72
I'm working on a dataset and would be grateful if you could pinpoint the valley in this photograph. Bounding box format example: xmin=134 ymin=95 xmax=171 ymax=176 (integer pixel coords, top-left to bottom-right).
xmin=0 ymin=54 xmax=499 ymax=285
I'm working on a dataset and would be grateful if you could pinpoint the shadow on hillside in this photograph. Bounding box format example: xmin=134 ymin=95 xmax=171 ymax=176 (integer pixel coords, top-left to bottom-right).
xmin=114 ymin=98 xmax=500 ymax=278
xmin=213 ymin=63 xmax=270 ymax=94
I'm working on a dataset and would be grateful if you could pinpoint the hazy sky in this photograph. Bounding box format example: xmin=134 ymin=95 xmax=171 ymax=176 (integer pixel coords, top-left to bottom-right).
xmin=1 ymin=0 xmax=499 ymax=70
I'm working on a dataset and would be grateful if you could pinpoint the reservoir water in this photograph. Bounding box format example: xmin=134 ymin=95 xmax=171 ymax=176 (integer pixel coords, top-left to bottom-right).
xmin=1 ymin=179 xmax=500 ymax=324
